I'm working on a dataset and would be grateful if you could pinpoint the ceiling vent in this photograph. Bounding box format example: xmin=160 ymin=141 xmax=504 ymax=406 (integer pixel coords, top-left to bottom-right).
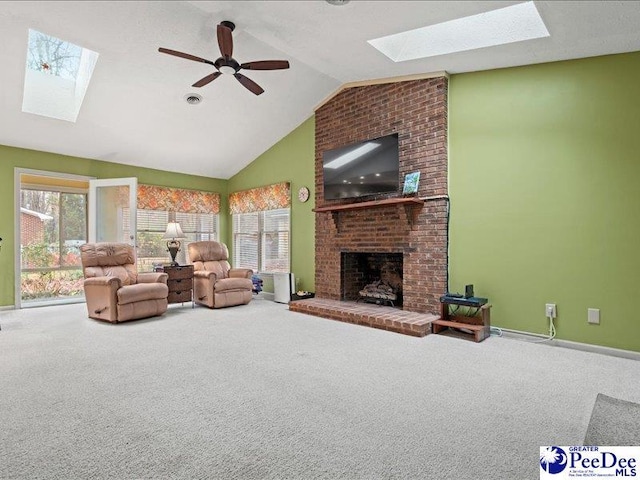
xmin=184 ymin=93 xmax=203 ymax=105
xmin=326 ymin=0 xmax=350 ymax=5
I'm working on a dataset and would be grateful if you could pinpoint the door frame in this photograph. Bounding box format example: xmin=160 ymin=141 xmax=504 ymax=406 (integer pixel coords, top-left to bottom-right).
xmin=88 ymin=177 xmax=137 ymax=245
xmin=14 ymin=168 xmax=95 ymax=309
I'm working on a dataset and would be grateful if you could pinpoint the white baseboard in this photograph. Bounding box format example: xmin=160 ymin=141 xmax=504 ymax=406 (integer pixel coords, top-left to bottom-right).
xmin=496 ymin=327 xmax=640 ymax=361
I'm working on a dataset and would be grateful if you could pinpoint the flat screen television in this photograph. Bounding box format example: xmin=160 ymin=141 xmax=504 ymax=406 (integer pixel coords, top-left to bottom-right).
xmin=323 ymin=133 xmax=399 ymax=200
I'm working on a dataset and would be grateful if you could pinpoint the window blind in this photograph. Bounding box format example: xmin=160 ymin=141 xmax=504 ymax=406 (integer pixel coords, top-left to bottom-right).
xmin=233 ymin=208 xmax=290 ymax=273
xmin=233 ymin=212 xmax=259 ymax=272
xmin=262 ymin=209 xmax=290 ymax=273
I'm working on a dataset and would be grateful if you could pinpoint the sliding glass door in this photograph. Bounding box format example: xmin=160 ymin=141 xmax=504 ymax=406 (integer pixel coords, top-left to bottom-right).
xmin=16 ymin=172 xmax=137 ymax=308
xmin=17 ymin=170 xmax=90 ymax=306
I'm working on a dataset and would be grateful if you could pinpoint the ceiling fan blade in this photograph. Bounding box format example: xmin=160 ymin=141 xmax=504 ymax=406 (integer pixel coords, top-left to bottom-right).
xmin=234 ymin=73 xmax=264 ymax=96
xmin=217 ymin=24 xmax=233 ymax=60
xmin=158 ymin=48 xmax=215 ymax=66
xmin=192 ymin=72 xmax=221 ymax=88
xmin=240 ymin=60 xmax=290 ymax=71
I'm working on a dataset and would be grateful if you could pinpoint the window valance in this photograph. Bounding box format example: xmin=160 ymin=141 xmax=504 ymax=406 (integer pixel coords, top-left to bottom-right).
xmin=229 ymin=182 xmax=291 ymax=214
xmin=137 ymin=184 xmax=220 ymax=214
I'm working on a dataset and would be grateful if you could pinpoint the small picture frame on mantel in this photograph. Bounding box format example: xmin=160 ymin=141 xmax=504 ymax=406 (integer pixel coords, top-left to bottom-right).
xmin=402 ymin=171 xmax=420 ymax=196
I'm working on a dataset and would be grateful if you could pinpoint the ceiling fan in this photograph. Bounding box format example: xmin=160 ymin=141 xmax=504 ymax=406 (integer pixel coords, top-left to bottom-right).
xmin=158 ymin=20 xmax=290 ymax=96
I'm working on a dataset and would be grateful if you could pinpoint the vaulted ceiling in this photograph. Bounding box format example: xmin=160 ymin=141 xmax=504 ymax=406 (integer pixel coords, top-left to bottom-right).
xmin=1 ymin=1 xmax=640 ymax=179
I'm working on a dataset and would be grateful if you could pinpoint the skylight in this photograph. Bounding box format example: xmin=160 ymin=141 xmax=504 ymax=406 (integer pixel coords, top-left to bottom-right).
xmin=368 ymin=1 xmax=549 ymax=62
xmin=22 ymin=29 xmax=99 ymax=122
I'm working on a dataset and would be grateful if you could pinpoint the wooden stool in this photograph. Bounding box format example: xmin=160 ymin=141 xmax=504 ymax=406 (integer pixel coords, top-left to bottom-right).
xmin=432 ymin=297 xmax=491 ymax=342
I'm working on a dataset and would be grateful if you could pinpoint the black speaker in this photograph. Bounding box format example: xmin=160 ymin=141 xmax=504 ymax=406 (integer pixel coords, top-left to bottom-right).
xmin=464 ymin=284 xmax=474 ymax=299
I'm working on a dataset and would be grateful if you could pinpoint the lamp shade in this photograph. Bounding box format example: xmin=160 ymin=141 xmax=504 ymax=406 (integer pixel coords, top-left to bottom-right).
xmin=162 ymin=222 xmax=185 ymax=240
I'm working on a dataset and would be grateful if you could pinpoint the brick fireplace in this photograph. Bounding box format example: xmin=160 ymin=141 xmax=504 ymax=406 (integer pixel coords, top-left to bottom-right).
xmin=290 ymin=75 xmax=448 ymax=335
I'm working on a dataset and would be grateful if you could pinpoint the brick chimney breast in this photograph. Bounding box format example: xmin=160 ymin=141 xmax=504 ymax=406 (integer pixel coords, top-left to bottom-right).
xmin=314 ymin=77 xmax=449 ymax=314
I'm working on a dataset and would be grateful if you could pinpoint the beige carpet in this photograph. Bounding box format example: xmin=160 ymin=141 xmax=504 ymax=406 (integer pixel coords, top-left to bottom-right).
xmin=584 ymin=393 xmax=640 ymax=445
xmin=1 ymin=298 xmax=639 ymax=479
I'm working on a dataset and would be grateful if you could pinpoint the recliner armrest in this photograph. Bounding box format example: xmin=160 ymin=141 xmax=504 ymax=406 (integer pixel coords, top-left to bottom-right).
xmin=84 ymin=276 xmax=122 ymax=288
xmin=138 ymin=272 xmax=168 ymax=284
xmin=229 ymin=268 xmax=253 ymax=279
xmin=83 ymin=276 xmax=121 ymax=322
xmin=194 ymin=270 xmax=218 ymax=281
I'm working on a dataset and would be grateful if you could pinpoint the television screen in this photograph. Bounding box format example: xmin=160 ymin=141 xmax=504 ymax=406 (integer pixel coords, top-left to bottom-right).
xmin=323 ymin=133 xmax=399 ymax=200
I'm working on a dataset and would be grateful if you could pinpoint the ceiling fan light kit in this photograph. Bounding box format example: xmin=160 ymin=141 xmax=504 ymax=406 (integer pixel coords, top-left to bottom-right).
xmin=159 ymin=20 xmax=290 ymax=96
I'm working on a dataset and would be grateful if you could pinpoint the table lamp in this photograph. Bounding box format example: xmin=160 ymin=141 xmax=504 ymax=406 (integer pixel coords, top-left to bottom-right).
xmin=162 ymin=222 xmax=185 ymax=266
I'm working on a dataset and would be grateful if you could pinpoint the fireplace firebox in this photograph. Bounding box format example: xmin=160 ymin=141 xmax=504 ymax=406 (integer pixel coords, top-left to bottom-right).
xmin=341 ymin=252 xmax=403 ymax=307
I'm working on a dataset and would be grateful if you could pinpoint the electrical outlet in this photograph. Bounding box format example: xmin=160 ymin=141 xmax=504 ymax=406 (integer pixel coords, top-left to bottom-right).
xmin=588 ymin=308 xmax=600 ymax=325
xmin=545 ymin=303 xmax=557 ymax=318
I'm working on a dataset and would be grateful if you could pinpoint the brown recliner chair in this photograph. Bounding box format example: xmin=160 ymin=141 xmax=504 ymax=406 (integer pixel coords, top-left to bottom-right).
xmin=80 ymin=242 xmax=169 ymax=323
xmin=188 ymin=241 xmax=253 ymax=308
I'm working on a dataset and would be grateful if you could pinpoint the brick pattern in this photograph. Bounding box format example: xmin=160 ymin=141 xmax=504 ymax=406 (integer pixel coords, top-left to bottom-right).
xmin=314 ymin=77 xmax=449 ymax=316
xmin=289 ymin=298 xmax=438 ymax=337
xmin=21 ymin=212 xmax=46 ymax=246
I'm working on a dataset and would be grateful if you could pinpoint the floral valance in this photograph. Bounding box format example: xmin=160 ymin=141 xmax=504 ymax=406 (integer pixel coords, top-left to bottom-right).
xmin=229 ymin=182 xmax=290 ymax=214
xmin=137 ymin=184 xmax=220 ymax=214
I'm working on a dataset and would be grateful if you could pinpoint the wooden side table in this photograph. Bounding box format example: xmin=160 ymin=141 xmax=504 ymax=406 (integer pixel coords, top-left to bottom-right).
xmin=432 ymin=296 xmax=491 ymax=342
xmin=162 ymin=264 xmax=194 ymax=307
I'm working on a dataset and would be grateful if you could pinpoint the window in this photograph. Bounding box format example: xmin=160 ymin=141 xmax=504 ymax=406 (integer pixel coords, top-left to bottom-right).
xmin=177 ymin=211 xmax=219 ymax=256
xmin=262 ymin=209 xmax=290 ymax=272
xmin=135 ymin=209 xmax=169 ymax=271
xmin=23 ymin=29 xmax=99 ymax=122
xmin=122 ymin=185 xmax=220 ymax=271
xmin=134 ymin=209 xmax=219 ymax=271
xmin=19 ymin=179 xmax=88 ymax=304
xmin=233 ymin=212 xmax=259 ymax=272
xmin=233 ymin=208 xmax=290 ymax=273
xmin=367 ymin=1 xmax=549 ymax=62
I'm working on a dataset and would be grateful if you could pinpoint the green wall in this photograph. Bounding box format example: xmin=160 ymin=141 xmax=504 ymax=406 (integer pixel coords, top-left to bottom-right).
xmin=4 ymin=50 xmax=640 ymax=353
xmin=227 ymin=116 xmax=316 ymax=293
xmin=0 ymin=144 xmax=227 ymax=307
xmin=449 ymin=51 xmax=640 ymax=351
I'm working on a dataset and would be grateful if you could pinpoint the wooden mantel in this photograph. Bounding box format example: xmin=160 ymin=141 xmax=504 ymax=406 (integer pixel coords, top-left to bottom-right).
xmin=313 ymin=196 xmax=424 ymax=213
xmin=314 ymin=197 xmax=426 ymax=231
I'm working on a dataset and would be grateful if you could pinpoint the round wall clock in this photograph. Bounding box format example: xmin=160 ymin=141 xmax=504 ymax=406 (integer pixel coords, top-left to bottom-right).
xmin=298 ymin=186 xmax=310 ymax=203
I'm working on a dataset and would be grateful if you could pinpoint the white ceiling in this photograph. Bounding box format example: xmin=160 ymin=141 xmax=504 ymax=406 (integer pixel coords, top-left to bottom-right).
xmin=1 ymin=1 xmax=640 ymax=179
